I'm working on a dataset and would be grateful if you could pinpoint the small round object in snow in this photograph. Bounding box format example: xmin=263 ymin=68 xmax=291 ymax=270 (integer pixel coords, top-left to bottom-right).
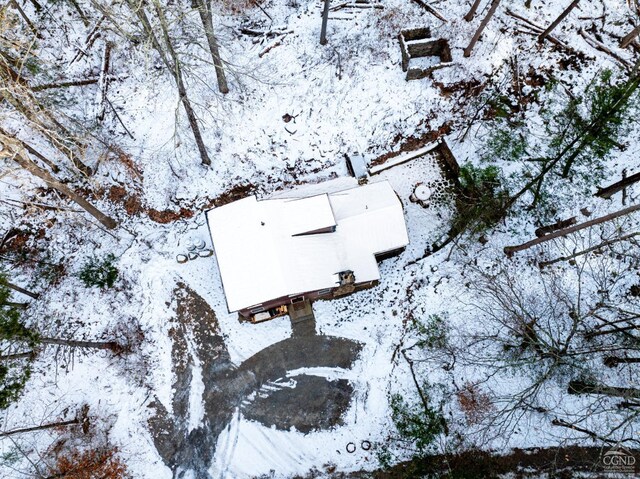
xmin=346 ymin=442 xmax=356 ymax=453
xmin=414 ymin=183 xmax=432 ymax=202
xmin=176 ymin=254 xmax=188 ymax=264
xmin=361 ymin=440 xmax=372 ymax=451
xmin=194 ymin=239 xmax=206 ymax=250
xmin=198 ymin=249 xmax=214 ymax=258
xmin=188 ymin=251 xmax=198 ymax=260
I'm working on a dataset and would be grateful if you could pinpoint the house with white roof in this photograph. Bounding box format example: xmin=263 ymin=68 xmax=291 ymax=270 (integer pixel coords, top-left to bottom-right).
xmin=206 ymin=179 xmax=409 ymax=322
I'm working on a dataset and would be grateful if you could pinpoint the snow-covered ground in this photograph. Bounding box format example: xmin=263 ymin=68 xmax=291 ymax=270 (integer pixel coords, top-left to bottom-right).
xmin=2 ymin=0 xmax=640 ymax=477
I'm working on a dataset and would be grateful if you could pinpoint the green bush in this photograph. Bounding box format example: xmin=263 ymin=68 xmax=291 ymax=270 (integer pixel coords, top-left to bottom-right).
xmin=390 ymin=388 xmax=446 ymax=457
xmin=550 ymin=70 xmax=635 ymax=163
xmin=482 ymin=126 xmax=528 ymax=163
xmin=0 ymin=276 xmax=38 ymax=409
xmin=378 ymin=389 xmax=446 ymax=470
xmin=413 ymin=315 xmax=449 ymax=350
xmin=0 ymin=361 xmax=31 ymax=410
xmin=78 ymin=254 xmax=119 ymax=289
xmin=452 ymin=163 xmax=510 ymax=236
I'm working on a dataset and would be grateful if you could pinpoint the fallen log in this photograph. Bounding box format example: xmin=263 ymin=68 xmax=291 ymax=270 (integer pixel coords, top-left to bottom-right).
xmin=105 ymin=97 xmax=135 ymax=140
xmin=240 ymin=28 xmax=292 ymax=40
xmin=96 ymin=42 xmax=112 ymax=122
xmin=32 ymin=77 xmax=99 ymax=91
xmin=409 ymin=0 xmax=447 ymax=22
xmin=259 ymin=35 xmax=289 ymax=57
xmin=0 ymin=418 xmax=80 ymax=438
xmin=506 ymin=9 xmax=570 ymax=49
xmin=535 ymin=217 xmax=577 ymax=237
xmin=252 ymin=0 xmax=272 ymax=21
xmin=504 ymin=203 xmax=640 ymax=254
xmin=579 ymin=28 xmax=631 ymax=70
xmin=330 ymin=2 xmax=383 ymax=10
xmin=596 ymin=170 xmax=640 ymax=199
xmin=69 ymin=15 xmax=105 ymax=65
xmin=320 ymin=0 xmax=330 ymax=45
xmin=0 ymin=127 xmax=60 ymax=173
xmin=620 ymin=24 xmax=640 ymax=49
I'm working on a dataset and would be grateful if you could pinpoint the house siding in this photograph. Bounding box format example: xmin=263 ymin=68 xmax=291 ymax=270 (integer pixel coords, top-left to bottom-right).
xmin=239 ymin=280 xmax=379 ymax=319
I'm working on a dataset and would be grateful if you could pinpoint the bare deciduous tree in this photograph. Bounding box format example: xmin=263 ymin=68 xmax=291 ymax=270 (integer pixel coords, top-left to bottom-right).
xmin=464 ymin=0 xmax=501 ymax=57
xmin=452 ymin=254 xmax=640 ymax=445
xmin=464 ymin=0 xmax=483 ymax=22
xmin=320 ymin=0 xmax=330 ymax=45
xmin=538 ymin=0 xmax=580 ymax=44
xmin=125 ymin=0 xmax=212 ymax=166
xmin=0 ymin=133 xmax=118 ymax=229
xmin=193 ymin=0 xmax=229 ymax=93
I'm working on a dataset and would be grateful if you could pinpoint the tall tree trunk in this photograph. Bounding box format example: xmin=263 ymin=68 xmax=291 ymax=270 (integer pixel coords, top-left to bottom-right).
xmin=0 ymin=352 xmax=34 ymax=361
xmin=125 ymin=1 xmax=167 ymax=62
xmin=585 ymin=323 xmax=639 ymax=338
xmin=40 ymin=337 xmax=121 ymax=351
xmin=568 ymin=380 xmax=640 ymax=399
xmin=550 ymin=418 xmax=618 ymax=443
xmin=9 ymin=0 xmax=41 ymax=38
xmin=27 ymin=0 xmax=42 ymax=11
xmin=463 ymin=0 xmax=501 ymax=57
xmin=0 ymin=418 xmax=79 ymax=438
xmin=538 ymin=0 xmax=580 ymax=43
xmin=464 ymin=0 xmax=483 ymax=22
xmin=2 ymin=135 xmax=118 ymax=229
xmin=504 ymin=73 xmax=640 ymax=211
xmin=67 ymin=0 xmax=89 ymax=26
xmin=151 ymin=0 xmax=212 ymax=166
xmin=69 ymin=15 xmax=106 ymax=65
xmin=0 ymin=127 xmax=60 ymax=173
xmin=194 ymin=0 xmax=229 ymax=94
xmin=2 ymin=280 xmax=39 ymax=299
xmin=320 ymin=0 xmax=330 ymax=45
xmin=620 ymin=24 xmax=640 ymax=48
xmin=127 ymin=0 xmax=212 ymax=166
xmin=0 ymin=61 xmax=92 ymax=176
xmin=408 ymin=0 xmax=448 ymax=22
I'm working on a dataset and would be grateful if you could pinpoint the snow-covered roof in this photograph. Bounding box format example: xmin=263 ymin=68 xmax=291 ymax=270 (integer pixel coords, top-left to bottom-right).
xmin=347 ymin=153 xmax=368 ymax=179
xmin=206 ymin=180 xmax=409 ymax=312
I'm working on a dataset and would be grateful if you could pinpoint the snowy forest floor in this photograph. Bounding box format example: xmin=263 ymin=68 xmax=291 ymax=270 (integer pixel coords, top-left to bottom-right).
xmin=2 ymin=0 xmax=640 ymax=477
